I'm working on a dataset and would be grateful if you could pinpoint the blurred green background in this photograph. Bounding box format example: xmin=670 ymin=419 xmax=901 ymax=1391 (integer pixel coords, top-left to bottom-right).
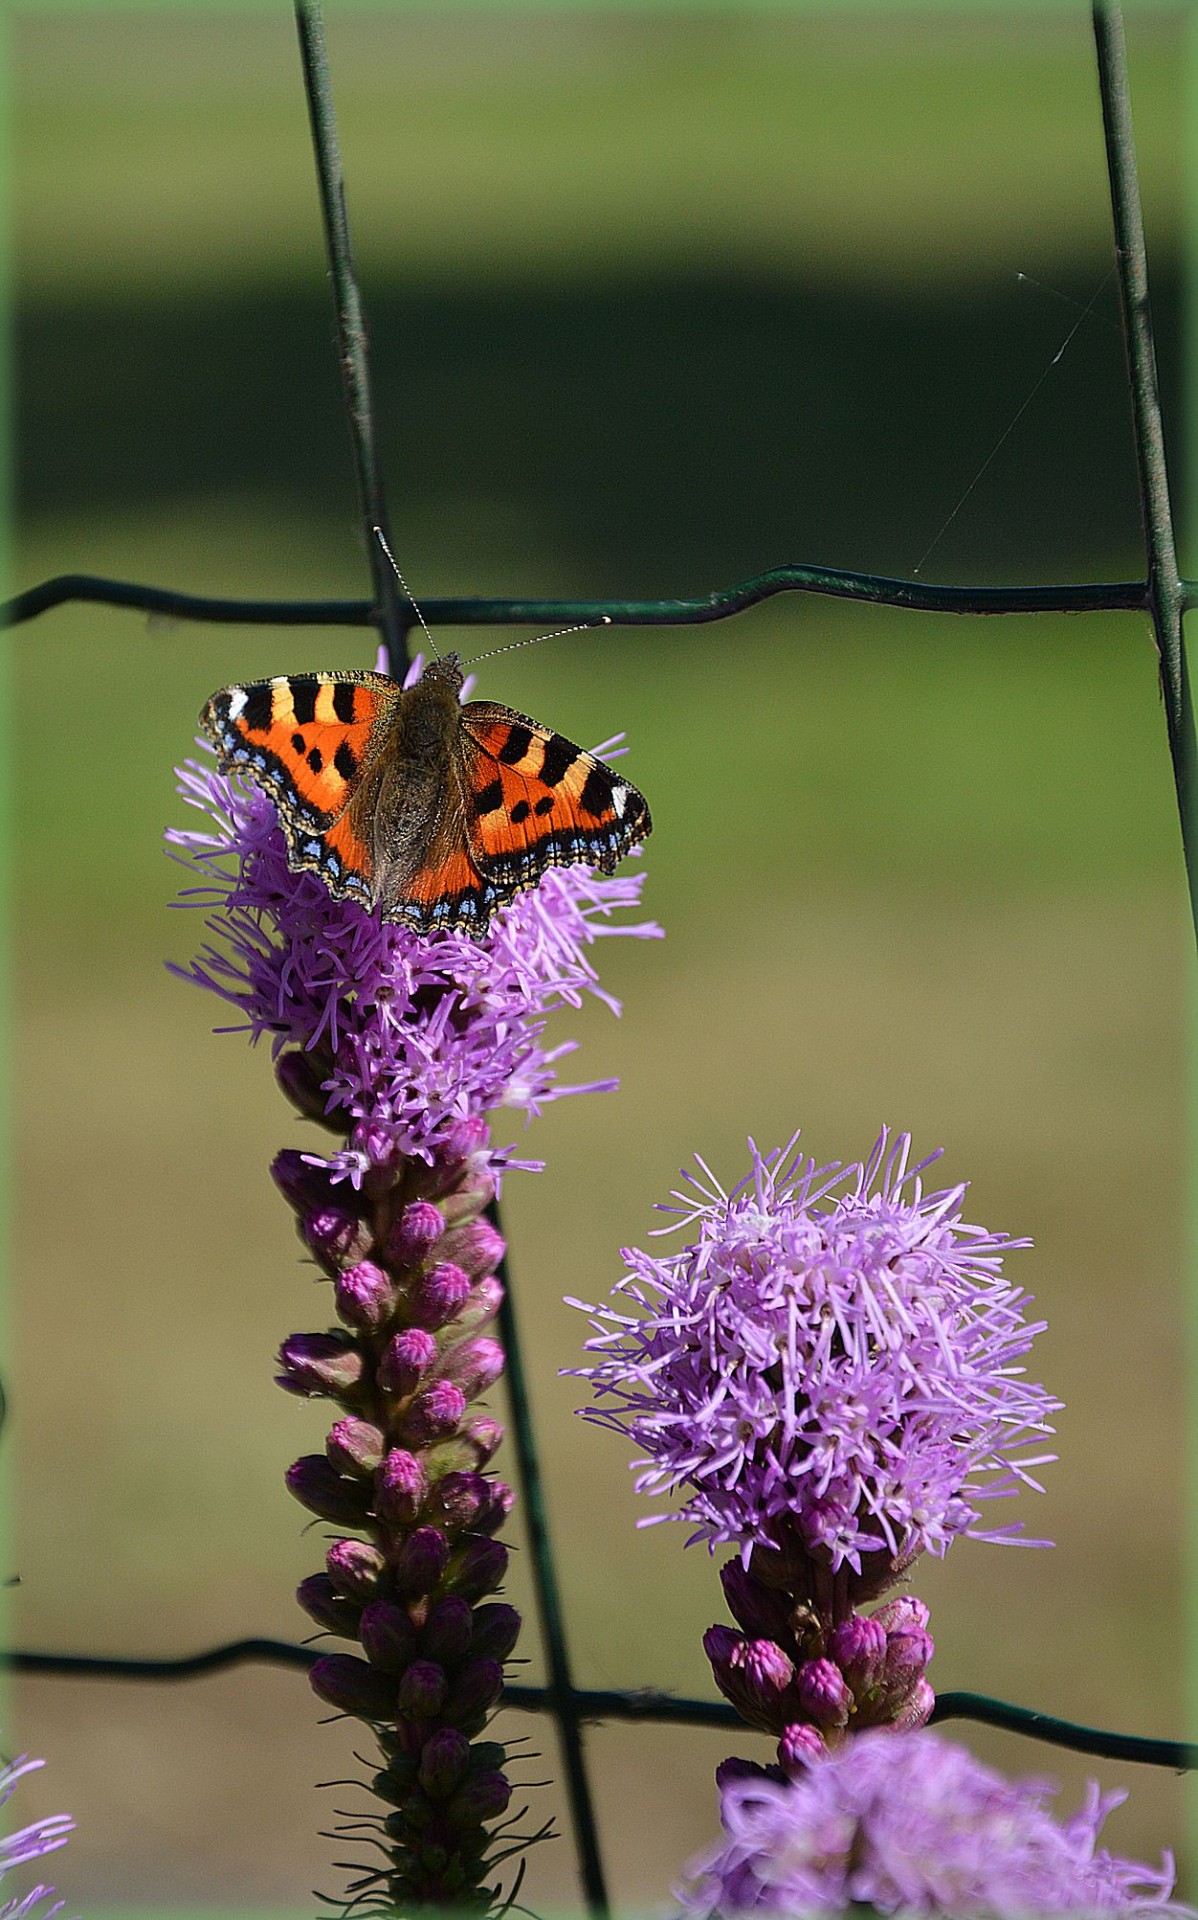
xmin=10 ymin=6 xmax=1192 ymax=1913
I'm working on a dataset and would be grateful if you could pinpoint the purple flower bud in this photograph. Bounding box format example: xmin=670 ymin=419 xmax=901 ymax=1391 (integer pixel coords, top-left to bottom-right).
xmin=448 ymin=1535 xmax=507 ymax=1599
xmin=440 ymin=1218 xmax=505 ymax=1281
xmin=777 ymin=1721 xmax=827 ymax=1775
xmin=703 ymin=1625 xmax=744 ymax=1668
xmin=376 ymin=1449 xmax=428 ymax=1527
xmin=272 ymin=1147 xmax=338 ymax=1213
xmin=460 ymin=1416 xmax=504 ymax=1465
xmin=275 ymin=1052 xmax=337 ymax=1125
xmin=305 ymin=1207 xmax=371 ymax=1272
xmin=446 ymin=1769 xmax=511 ymax=1827
xmin=335 ymin=1261 xmax=397 ymax=1331
xmin=297 ymin=1572 xmax=363 ymax=1637
xmin=326 ymin=1417 xmax=385 ymax=1478
xmin=443 ymin=1656 xmax=504 ymax=1727
xmin=437 ymin=1168 xmax=495 ymax=1230
xmin=880 ymin=1627 xmax=935 ymax=1714
xmin=286 ymin=1455 xmax=371 ymax=1525
xmin=393 ymin=1525 xmax=450 ymax=1596
xmin=795 ymin=1657 xmax=852 ymax=1729
xmin=872 ymin=1596 xmax=930 ymax=1636
xmin=276 ymin=1331 xmax=364 ymax=1397
xmin=716 ymin=1756 xmax=781 ymax=1792
xmin=469 ymin=1603 xmax=522 ymax=1664
xmin=707 ymin=1631 xmax=796 ymax=1728
xmin=892 ymin=1677 xmax=936 ymax=1730
xmin=309 ymin=1652 xmax=396 ymax=1721
xmin=439 ymin=1336 xmax=505 ymax=1399
xmin=386 ymin=1201 xmax=445 ymax=1270
xmin=326 ymin=1537 xmax=385 ymax=1598
xmin=455 ymin=1276 xmax=506 ymax=1338
xmin=378 ymin=1328 xmax=438 ymax=1398
xmin=418 ymin=1727 xmax=471 ymax=1799
xmin=720 ymin=1560 xmax=793 ymax=1640
xmin=410 ymin=1262 xmax=472 ymax=1331
xmin=397 ymin=1659 xmax=448 ymax=1717
xmin=404 ymin=1380 xmax=468 ymax=1446
xmin=422 ymin=1595 xmax=474 ymax=1667
xmin=424 ymin=1471 xmax=512 ymax=1537
xmin=827 ymin=1613 xmax=887 ymax=1688
xmin=352 ymin=1120 xmax=404 ymax=1191
xmin=434 ymin=1118 xmax=489 ymax=1177
xmin=359 ymin=1599 xmax=419 ymax=1673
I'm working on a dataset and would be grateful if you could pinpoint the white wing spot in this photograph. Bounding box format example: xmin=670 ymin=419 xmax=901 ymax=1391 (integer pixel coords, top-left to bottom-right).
xmin=612 ymin=785 xmax=628 ymax=819
xmin=227 ymin=689 xmax=247 ymax=720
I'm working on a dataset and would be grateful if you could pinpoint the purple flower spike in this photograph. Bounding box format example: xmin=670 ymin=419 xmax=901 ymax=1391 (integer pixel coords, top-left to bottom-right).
xmin=171 ymin=730 xmax=657 ymax=1910
xmin=572 ymin=1130 xmax=1057 ymax=1580
xmin=677 ymin=1730 xmax=1193 ymax=1917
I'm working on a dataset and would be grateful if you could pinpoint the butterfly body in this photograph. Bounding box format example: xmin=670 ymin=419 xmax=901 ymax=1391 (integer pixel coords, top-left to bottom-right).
xmin=201 ymin=654 xmax=651 ymax=936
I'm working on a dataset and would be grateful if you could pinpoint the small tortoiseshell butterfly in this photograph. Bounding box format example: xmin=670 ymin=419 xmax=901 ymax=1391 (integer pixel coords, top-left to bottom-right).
xmin=200 ymin=654 xmax=652 ymax=936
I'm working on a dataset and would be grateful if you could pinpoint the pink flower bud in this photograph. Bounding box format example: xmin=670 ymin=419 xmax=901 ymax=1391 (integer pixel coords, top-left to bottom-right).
xmin=720 ymin=1560 xmax=793 ymax=1640
xmin=827 ymin=1613 xmax=887 ymax=1688
xmin=335 ymin=1261 xmax=396 ymax=1331
xmin=439 ymin=1336 xmax=505 ymax=1399
xmin=795 ymin=1657 xmax=852 ymax=1729
xmin=393 ymin=1526 xmax=450 ymax=1596
xmin=448 ymin=1535 xmax=507 ymax=1599
xmin=410 ymin=1263 xmax=472 ymax=1331
xmin=272 ymin=1147 xmax=336 ymax=1212
xmin=446 ymin=1769 xmax=511 ymax=1827
xmin=418 ymin=1728 xmax=471 ymax=1799
xmin=440 ymin=1218 xmax=505 ymax=1281
xmin=286 ymin=1455 xmax=371 ymax=1525
xmin=443 ymin=1656 xmax=504 ymax=1727
xmin=460 ymin=1416 xmax=504 ymax=1465
xmin=304 ymin=1207 xmax=372 ymax=1272
xmin=296 ymin=1573 xmax=362 ymax=1637
xmin=457 ymin=1276 xmax=506 ymax=1335
xmin=326 ymin=1537 xmax=384 ymax=1598
xmin=469 ymin=1603 xmax=522 ymax=1663
xmin=309 ymin=1653 xmax=395 ymax=1721
xmin=405 ymin=1380 xmax=467 ymax=1446
xmin=376 ymin=1449 xmax=428 ymax=1527
xmin=326 ymin=1417 xmax=384 ymax=1477
xmin=422 ymin=1596 xmax=474 ymax=1667
xmin=359 ymin=1599 xmax=419 ymax=1673
xmin=386 ymin=1201 xmax=445 ymax=1270
xmin=398 ymin=1659 xmax=447 ymax=1717
xmin=777 ymin=1721 xmax=827 ymax=1775
xmin=892 ymin=1677 xmax=936 ymax=1730
xmin=378 ymin=1328 xmax=438 ymax=1398
xmin=276 ymin=1331 xmax=364 ymax=1397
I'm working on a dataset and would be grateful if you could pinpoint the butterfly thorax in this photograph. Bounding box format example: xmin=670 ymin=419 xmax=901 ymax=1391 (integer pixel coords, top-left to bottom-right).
xmin=349 ymin=655 xmax=467 ymax=907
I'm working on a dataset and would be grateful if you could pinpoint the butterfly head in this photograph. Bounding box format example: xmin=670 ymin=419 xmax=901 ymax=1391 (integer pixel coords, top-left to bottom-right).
xmin=420 ymin=652 xmax=464 ymax=695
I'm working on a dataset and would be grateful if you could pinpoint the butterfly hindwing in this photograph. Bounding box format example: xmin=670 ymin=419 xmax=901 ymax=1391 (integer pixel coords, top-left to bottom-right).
xmin=460 ymin=701 xmax=652 ymax=891
xmin=201 ymin=671 xmax=396 ymax=906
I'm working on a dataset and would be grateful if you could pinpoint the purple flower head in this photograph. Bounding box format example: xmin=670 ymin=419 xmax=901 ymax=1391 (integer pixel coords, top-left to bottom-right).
xmin=0 ymin=1753 xmax=73 ymax=1920
xmin=168 ymin=735 xmax=660 ymax=1187
xmin=571 ymin=1130 xmax=1059 ymax=1577
xmin=676 ymin=1729 xmax=1191 ymax=1917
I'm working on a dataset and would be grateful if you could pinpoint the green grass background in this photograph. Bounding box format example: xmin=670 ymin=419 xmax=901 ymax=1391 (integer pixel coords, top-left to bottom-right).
xmin=9 ymin=6 xmax=1193 ymax=1912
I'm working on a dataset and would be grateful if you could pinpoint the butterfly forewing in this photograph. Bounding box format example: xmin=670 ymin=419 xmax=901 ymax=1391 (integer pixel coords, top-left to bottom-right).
xmin=460 ymin=702 xmax=652 ymax=886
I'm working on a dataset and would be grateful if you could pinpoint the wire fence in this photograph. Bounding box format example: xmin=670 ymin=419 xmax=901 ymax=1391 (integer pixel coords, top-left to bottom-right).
xmin=3 ymin=4 xmax=1195 ymax=1915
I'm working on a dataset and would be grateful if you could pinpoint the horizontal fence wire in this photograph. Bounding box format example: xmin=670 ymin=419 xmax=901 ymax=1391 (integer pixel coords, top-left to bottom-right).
xmin=7 ymin=3 xmax=1196 ymax=1915
xmin=4 ymin=1645 xmax=1196 ymax=1774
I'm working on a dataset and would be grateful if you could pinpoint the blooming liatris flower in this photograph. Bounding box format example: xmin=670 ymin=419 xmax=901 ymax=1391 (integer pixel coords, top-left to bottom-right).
xmin=571 ymin=1131 xmax=1059 ymax=1764
xmin=0 ymin=1753 xmax=73 ymax=1919
xmin=676 ymin=1730 xmax=1192 ymax=1918
xmin=169 ymin=708 xmax=658 ymax=1909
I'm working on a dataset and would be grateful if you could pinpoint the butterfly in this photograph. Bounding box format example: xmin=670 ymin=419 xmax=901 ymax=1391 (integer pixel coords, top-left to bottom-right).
xmin=200 ymin=653 xmax=651 ymax=936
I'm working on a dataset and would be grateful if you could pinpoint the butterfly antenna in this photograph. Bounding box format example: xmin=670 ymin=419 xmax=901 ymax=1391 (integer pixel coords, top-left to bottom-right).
xmin=466 ymin=616 xmax=613 ymax=668
xmin=372 ymin=526 xmax=441 ymax=660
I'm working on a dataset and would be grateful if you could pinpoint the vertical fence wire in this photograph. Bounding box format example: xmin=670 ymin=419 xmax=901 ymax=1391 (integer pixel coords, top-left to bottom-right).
xmin=292 ymin=1 xmax=610 ymax=1907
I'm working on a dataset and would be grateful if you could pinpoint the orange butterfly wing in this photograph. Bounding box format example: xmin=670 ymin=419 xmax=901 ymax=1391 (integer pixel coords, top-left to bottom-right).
xmin=200 ymin=672 xmax=396 ymax=907
xmin=459 ymin=703 xmax=652 ymax=897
